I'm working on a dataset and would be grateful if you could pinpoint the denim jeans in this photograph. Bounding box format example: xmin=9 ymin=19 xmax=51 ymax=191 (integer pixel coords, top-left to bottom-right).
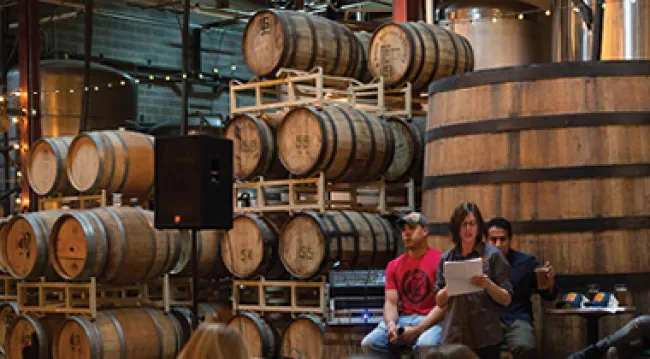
xmin=361 ymin=315 xmax=442 ymax=357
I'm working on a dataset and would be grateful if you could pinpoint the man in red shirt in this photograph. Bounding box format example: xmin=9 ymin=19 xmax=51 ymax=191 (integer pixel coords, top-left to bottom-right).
xmin=361 ymin=212 xmax=446 ymax=357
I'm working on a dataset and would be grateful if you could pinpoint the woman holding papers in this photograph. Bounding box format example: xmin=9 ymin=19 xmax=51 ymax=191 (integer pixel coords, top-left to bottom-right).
xmin=433 ymin=202 xmax=513 ymax=359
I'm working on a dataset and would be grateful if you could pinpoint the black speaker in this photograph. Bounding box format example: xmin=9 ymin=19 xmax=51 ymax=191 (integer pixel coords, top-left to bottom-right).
xmin=154 ymin=134 xmax=233 ymax=230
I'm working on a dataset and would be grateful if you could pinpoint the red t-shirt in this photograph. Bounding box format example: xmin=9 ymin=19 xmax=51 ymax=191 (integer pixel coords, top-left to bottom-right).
xmin=385 ymin=248 xmax=442 ymax=315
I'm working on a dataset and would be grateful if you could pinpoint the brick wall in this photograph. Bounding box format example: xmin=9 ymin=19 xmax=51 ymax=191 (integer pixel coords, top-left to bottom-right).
xmin=42 ymin=4 xmax=254 ymax=128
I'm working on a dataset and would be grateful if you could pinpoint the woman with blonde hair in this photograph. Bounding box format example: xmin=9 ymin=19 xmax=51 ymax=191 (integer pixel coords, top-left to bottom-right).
xmin=177 ymin=320 xmax=249 ymax=359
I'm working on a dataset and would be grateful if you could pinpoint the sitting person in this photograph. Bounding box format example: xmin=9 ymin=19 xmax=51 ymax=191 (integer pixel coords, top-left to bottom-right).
xmin=361 ymin=212 xmax=446 ymax=357
xmin=569 ymin=315 xmax=650 ymax=359
xmin=485 ymin=217 xmax=558 ymax=359
xmin=177 ymin=320 xmax=249 ymax=359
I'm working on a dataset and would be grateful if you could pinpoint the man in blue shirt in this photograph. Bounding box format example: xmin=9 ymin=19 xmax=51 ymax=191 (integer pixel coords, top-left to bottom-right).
xmin=485 ymin=217 xmax=558 ymax=359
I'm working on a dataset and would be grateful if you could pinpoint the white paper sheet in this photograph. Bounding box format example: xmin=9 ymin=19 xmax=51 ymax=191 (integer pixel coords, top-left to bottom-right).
xmin=444 ymin=258 xmax=484 ymax=296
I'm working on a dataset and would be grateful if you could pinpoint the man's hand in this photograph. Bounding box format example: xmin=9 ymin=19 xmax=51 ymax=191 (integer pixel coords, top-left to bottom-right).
xmin=545 ymin=261 xmax=555 ymax=287
xmin=389 ymin=326 xmax=421 ymax=345
xmin=387 ymin=321 xmax=398 ymax=342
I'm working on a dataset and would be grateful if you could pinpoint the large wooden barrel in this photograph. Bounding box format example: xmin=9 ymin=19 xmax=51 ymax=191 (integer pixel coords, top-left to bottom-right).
xmin=7 ymin=313 xmax=66 ymax=359
xmin=384 ymin=116 xmax=426 ymax=183
xmin=170 ymin=302 xmax=233 ymax=344
xmin=368 ymin=21 xmax=473 ymax=91
xmin=49 ymin=207 xmax=180 ymax=284
xmin=277 ymin=105 xmax=394 ymax=182
xmin=423 ymin=61 xmax=650 ymax=357
xmin=53 ymin=308 xmax=183 ymax=359
xmin=3 ymin=210 xmax=65 ymax=280
xmin=170 ymin=230 xmax=229 ymax=278
xmin=228 ymin=312 xmax=280 ymax=359
xmin=225 ymin=112 xmax=288 ymax=180
xmin=66 ymin=130 xmax=154 ymax=196
xmin=243 ymin=9 xmax=369 ymax=80
xmin=0 ymin=302 xmax=18 ymax=353
xmin=222 ymin=213 xmax=288 ymax=279
xmin=280 ymin=210 xmax=397 ymax=279
xmin=27 ymin=136 xmax=75 ymax=196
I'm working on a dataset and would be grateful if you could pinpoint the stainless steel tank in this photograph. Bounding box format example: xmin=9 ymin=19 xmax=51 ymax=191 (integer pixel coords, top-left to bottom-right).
xmin=7 ymin=59 xmax=138 ymax=137
xmin=551 ymin=0 xmax=593 ymax=61
xmin=438 ymin=0 xmax=552 ymax=70
xmin=552 ymin=0 xmax=650 ymax=61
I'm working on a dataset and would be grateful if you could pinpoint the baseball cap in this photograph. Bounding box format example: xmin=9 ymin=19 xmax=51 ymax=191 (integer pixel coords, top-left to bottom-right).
xmin=397 ymin=212 xmax=428 ymax=227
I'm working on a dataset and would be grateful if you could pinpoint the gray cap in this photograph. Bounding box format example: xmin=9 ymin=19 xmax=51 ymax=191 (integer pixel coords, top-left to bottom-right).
xmin=397 ymin=212 xmax=428 ymax=227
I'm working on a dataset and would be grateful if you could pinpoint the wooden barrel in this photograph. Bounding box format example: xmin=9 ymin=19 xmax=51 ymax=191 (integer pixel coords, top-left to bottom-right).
xmin=277 ymin=104 xmax=394 ymax=182
xmin=0 ymin=218 xmax=9 ymax=274
xmin=66 ymin=130 xmax=154 ymax=196
xmin=279 ymin=210 xmax=397 ymax=279
xmin=7 ymin=313 xmax=66 ymax=359
xmin=423 ymin=61 xmax=650 ymax=357
xmin=368 ymin=21 xmax=473 ymax=91
xmin=170 ymin=302 xmax=233 ymax=344
xmin=53 ymin=308 xmax=183 ymax=359
xmin=27 ymin=136 xmax=75 ymax=196
xmin=170 ymin=230 xmax=229 ymax=278
xmin=49 ymin=207 xmax=180 ymax=284
xmin=222 ymin=213 xmax=288 ymax=279
xmin=243 ymin=9 xmax=369 ymax=80
xmin=354 ymin=31 xmax=373 ymax=83
xmin=384 ymin=116 xmax=426 ymax=183
xmin=281 ymin=315 xmax=368 ymax=359
xmin=4 ymin=210 xmax=65 ymax=280
xmin=228 ymin=312 xmax=280 ymax=359
xmin=224 ymin=112 xmax=288 ymax=180
xmin=0 ymin=302 xmax=18 ymax=353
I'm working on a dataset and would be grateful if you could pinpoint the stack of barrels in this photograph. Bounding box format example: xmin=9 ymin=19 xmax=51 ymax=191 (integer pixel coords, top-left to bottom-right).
xmin=26 ymin=129 xmax=155 ymax=202
xmin=2 ymin=128 xmax=233 ymax=359
xmin=0 ymin=205 xmax=232 ymax=358
xmin=226 ymin=9 xmax=477 ymax=358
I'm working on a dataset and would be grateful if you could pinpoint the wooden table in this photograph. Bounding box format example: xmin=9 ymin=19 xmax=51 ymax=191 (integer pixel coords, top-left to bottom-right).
xmin=546 ymin=307 xmax=637 ymax=346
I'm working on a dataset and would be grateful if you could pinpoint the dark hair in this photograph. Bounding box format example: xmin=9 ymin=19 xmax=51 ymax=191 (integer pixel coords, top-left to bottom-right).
xmin=423 ymin=344 xmax=479 ymax=359
xmin=485 ymin=217 xmax=512 ymax=239
xmin=448 ymin=202 xmax=485 ymax=245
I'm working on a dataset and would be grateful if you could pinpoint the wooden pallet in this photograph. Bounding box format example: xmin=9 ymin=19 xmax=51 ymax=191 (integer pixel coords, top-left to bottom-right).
xmin=232 ymin=278 xmax=327 ymax=314
xmin=0 ymin=275 xmax=17 ymax=301
xmin=229 ymin=67 xmax=418 ymax=118
xmin=234 ymin=172 xmax=415 ymax=215
xmin=37 ymin=190 xmax=151 ymax=211
xmin=15 ymin=275 xmax=219 ymax=318
xmin=348 ymin=78 xmax=425 ymax=119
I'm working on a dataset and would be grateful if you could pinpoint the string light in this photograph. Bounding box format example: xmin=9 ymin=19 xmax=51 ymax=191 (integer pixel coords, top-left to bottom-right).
xmin=11 ymin=143 xmax=19 ymax=150
xmin=231 ymin=65 xmax=237 ymax=71
xmin=518 ymin=13 xmax=524 ymax=20
xmin=545 ymin=9 xmax=551 ymax=16
xmin=165 ymin=76 xmax=171 ymax=81
xmin=213 ymin=68 xmax=219 ymax=73
xmin=492 ymin=17 xmax=497 ymax=22
xmin=11 ymin=117 xmax=18 ymax=125
xmin=149 ymin=75 xmax=155 ymax=81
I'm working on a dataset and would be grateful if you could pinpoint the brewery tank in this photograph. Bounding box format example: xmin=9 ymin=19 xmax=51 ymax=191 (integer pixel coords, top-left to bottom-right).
xmin=438 ymin=0 xmax=552 ymax=70
xmin=7 ymin=59 xmax=138 ymax=137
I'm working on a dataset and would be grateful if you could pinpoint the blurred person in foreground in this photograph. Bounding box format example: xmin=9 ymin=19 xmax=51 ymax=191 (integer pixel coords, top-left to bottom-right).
xmin=176 ymin=320 xmax=248 ymax=359
xmin=423 ymin=344 xmax=479 ymax=359
xmin=485 ymin=217 xmax=558 ymax=359
xmin=361 ymin=212 xmax=447 ymax=358
xmin=434 ymin=202 xmax=513 ymax=359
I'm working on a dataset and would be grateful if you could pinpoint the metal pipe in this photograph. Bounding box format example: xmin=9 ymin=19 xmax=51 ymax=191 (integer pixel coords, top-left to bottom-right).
xmin=1 ymin=5 xmax=9 ymax=214
xmin=80 ymin=0 xmax=93 ymax=132
xmin=181 ymin=0 xmax=190 ymax=136
xmin=592 ymin=0 xmax=603 ymax=61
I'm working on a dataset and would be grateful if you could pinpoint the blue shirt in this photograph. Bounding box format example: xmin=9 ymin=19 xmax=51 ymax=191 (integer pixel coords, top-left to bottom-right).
xmin=501 ymin=250 xmax=557 ymax=325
